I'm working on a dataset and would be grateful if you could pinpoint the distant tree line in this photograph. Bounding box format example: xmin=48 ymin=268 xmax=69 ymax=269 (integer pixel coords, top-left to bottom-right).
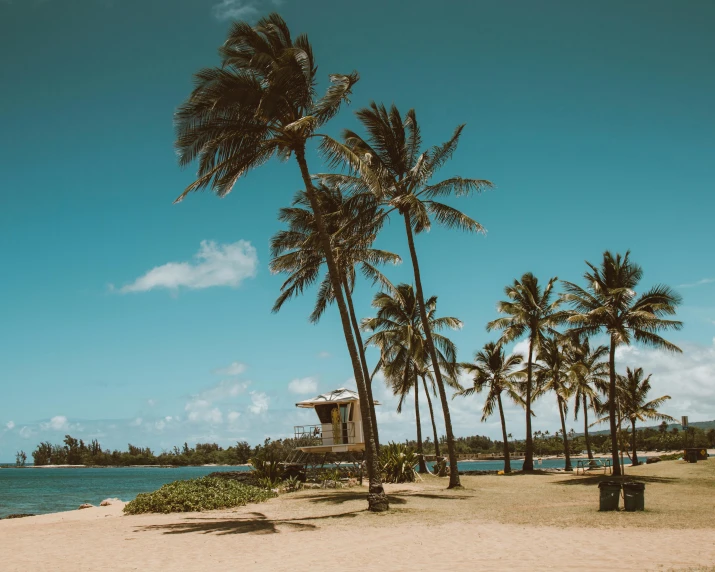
xmin=29 ymin=436 xmax=303 ymax=467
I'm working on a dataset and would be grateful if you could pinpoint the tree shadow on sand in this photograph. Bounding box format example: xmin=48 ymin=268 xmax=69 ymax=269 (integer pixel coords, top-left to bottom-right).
xmin=135 ymin=510 xmax=360 ymax=536
xmin=297 ymin=491 xmax=408 ymax=505
xmin=553 ymin=474 xmax=679 ymax=486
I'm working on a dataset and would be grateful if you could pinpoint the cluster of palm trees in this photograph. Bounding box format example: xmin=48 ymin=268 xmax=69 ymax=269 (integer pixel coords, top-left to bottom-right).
xmin=458 ymin=253 xmax=681 ymax=475
xmin=173 ymin=13 xmax=682 ymax=511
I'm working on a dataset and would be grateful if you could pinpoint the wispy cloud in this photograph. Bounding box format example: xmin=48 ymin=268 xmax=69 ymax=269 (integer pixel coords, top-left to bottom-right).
xmin=116 ymin=240 xmax=258 ymax=294
xmin=288 ymin=377 xmax=318 ymax=395
xmin=40 ymin=415 xmax=69 ymax=431
xmin=213 ymin=361 xmax=247 ymax=376
xmin=5 ymin=421 xmax=14 ymax=430
xmin=212 ymin=0 xmax=259 ymax=21
xmin=317 ymin=351 xmax=331 ymax=359
xmin=678 ymin=277 xmax=715 ymax=289
xmin=248 ymin=391 xmax=270 ymax=414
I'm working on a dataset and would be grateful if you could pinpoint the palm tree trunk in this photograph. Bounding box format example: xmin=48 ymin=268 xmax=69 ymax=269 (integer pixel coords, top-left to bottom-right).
xmin=422 ymin=374 xmax=441 ymax=458
xmin=583 ymin=394 xmax=593 ymax=461
xmin=631 ymin=420 xmax=638 ymax=466
xmin=341 ymin=274 xmax=380 ymax=450
xmin=295 ymin=147 xmax=388 ymax=511
xmin=557 ymin=395 xmax=572 ymax=471
xmin=497 ymin=393 xmax=511 ymax=474
xmin=413 ymin=368 xmax=428 ymax=474
xmin=402 ymin=214 xmax=460 ymax=488
xmin=608 ymin=336 xmax=621 ymax=476
xmin=524 ymin=338 xmax=534 ymax=471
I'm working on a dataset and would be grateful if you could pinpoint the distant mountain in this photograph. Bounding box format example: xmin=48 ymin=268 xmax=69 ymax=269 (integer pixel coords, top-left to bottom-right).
xmin=586 ymin=419 xmax=715 ymax=436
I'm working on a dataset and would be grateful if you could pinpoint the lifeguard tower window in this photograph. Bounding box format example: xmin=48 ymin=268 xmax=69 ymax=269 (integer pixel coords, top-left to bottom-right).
xmin=315 ymin=404 xmax=354 ymax=423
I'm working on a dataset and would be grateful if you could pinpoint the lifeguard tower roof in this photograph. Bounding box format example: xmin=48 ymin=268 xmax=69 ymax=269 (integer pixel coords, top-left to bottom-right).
xmin=296 ymin=388 xmax=380 ymax=408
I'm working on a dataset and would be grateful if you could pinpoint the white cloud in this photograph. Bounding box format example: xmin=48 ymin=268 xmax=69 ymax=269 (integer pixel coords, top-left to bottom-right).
xmin=19 ymin=426 xmax=34 ymax=439
xmin=318 ymin=351 xmax=331 ymax=359
xmin=213 ymin=361 xmax=247 ymax=376
xmin=212 ymin=0 xmax=259 ymax=21
xmin=197 ymin=379 xmax=249 ymax=402
xmin=40 ymin=415 xmax=69 ymax=431
xmin=118 ymin=240 xmax=258 ymax=294
xmin=248 ymin=391 xmax=270 ymax=415
xmin=228 ymin=411 xmax=241 ymax=423
xmin=5 ymin=421 xmax=14 ymax=430
xmin=129 ymin=417 xmax=143 ymax=427
xmin=147 ymin=399 xmax=156 ymax=407
xmin=288 ymin=377 xmax=318 ymax=395
xmin=678 ymin=278 xmax=715 ymax=288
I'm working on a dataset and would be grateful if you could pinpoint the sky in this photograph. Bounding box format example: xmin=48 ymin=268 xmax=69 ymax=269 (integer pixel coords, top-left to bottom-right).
xmin=1 ymin=0 xmax=714 ymax=460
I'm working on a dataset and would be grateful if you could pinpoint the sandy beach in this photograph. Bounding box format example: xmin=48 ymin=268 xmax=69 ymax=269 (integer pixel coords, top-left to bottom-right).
xmin=2 ymin=460 xmax=714 ymax=572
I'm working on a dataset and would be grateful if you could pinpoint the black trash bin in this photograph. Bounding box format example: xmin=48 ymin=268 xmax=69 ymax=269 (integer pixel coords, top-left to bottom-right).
xmin=598 ymin=480 xmax=621 ymax=511
xmin=623 ymin=482 xmax=645 ymax=511
xmin=686 ymin=449 xmax=698 ymax=463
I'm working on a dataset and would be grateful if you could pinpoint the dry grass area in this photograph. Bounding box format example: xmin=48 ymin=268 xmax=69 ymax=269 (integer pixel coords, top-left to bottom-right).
xmin=1 ymin=459 xmax=713 ymax=571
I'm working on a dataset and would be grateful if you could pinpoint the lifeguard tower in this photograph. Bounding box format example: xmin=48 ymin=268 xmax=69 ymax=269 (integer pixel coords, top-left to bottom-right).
xmin=285 ymin=388 xmax=378 ymax=478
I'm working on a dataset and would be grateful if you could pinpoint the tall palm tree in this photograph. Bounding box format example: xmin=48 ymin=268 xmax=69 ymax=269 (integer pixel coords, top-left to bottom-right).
xmin=362 ymin=284 xmax=462 ymax=475
xmin=456 ymin=342 xmax=524 ymax=473
xmin=270 ymin=184 xmax=400 ymax=447
xmin=561 ymin=251 xmax=682 ymax=476
xmin=616 ymin=367 xmax=674 ymax=466
xmin=565 ymin=337 xmax=608 ymax=461
xmin=319 ymin=103 xmax=492 ymax=487
xmin=487 ymin=273 xmax=563 ymax=471
xmin=534 ymin=335 xmax=573 ymax=471
xmin=172 ymin=14 xmax=388 ymax=510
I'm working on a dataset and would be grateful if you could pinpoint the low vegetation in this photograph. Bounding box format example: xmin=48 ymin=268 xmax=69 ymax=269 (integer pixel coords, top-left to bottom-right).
xmin=123 ymin=476 xmax=276 ymax=515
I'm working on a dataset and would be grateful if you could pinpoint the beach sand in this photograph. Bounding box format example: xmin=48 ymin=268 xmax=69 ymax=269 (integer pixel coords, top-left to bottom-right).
xmin=2 ymin=461 xmax=714 ymax=571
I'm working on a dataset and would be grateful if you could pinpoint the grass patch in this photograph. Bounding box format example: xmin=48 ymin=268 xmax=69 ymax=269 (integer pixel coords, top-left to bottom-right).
xmin=124 ymin=476 xmax=277 ymax=515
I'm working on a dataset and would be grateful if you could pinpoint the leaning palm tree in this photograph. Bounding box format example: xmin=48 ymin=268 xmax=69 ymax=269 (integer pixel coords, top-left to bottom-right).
xmin=319 ymin=103 xmax=492 ymax=488
xmin=564 ymin=337 xmax=608 ymax=461
xmin=362 ymin=284 xmax=462 ymax=475
xmin=455 ymin=342 xmax=524 ymax=473
xmin=270 ymin=184 xmax=400 ymax=447
xmin=173 ymin=14 xmax=387 ymax=510
xmin=616 ymin=367 xmax=674 ymax=466
xmin=534 ymin=335 xmax=573 ymax=471
xmin=487 ymin=273 xmax=564 ymax=471
xmin=561 ymin=251 xmax=682 ymax=476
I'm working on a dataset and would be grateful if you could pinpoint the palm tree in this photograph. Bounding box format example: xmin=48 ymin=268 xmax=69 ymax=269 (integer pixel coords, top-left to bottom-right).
xmin=362 ymin=284 xmax=462 ymax=475
xmin=270 ymin=184 xmax=400 ymax=447
xmin=172 ymin=14 xmax=388 ymax=510
xmin=534 ymin=335 xmax=573 ymax=471
xmin=455 ymin=342 xmax=523 ymax=473
xmin=616 ymin=367 xmax=674 ymax=466
xmin=487 ymin=273 xmax=564 ymax=471
xmin=561 ymin=251 xmax=682 ymax=476
xmin=319 ymin=103 xmax=492 ymax=488
xmin=707 ymin=428 xmax=715 ymax=448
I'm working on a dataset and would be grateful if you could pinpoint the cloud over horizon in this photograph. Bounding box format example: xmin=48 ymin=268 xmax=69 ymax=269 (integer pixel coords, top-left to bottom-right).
xmin=117 ymin=240 xmax=258 ymax=294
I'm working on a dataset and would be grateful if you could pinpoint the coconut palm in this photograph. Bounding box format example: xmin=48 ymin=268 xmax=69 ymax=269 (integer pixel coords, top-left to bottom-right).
xmin=561 ymin=251 xmax=682 ymax=476
xmin=362 ymin=284 xmax=462 ymax=475
xmin=172 ymin=14 xmax=388 ymax=510
xmin=318 ymin=103 xmax=491 ymax=488
xmin=616 ymin=367 xmax=674 ymax=466
xmin=534 ymin=335 xmax=573 ymax=471
xmin=487 ymin=273 xmax=564 ymax=471
xmin=455 ymin=342 xmax=524 ymax=473
xmin=565 ymin=337 xmax=608 ymax=461
xmin=270 ymin=184 xmax=400 ymax=447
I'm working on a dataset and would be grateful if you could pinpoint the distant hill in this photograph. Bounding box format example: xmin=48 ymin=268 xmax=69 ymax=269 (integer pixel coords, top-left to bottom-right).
xmin=587 ymin=419 xmax=715 ymax=436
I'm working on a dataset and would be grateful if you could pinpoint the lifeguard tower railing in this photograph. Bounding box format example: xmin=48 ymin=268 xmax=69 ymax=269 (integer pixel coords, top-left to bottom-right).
xmin=294 ymin=422 xmax=359 ymax=447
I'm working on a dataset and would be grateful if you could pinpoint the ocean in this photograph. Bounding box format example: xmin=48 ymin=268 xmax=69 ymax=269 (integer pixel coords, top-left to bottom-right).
xmin=0 ymin=457 xmax=615 ymax=517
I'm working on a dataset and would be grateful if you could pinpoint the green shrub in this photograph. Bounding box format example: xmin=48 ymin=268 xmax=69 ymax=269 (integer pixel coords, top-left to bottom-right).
xmin=380 ymin=442 xmax=417 ymax=483
xmin=123 ymin=476 xmax=276 ymax=515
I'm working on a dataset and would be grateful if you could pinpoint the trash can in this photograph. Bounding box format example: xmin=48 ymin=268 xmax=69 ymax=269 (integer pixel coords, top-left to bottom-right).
xmin=598 ymin=481 xmax=621 ymax=511
xmin=686 ymin=449 xmax=698 ymax=463
xmin=623 ymin=482 xmax=645 ymax=512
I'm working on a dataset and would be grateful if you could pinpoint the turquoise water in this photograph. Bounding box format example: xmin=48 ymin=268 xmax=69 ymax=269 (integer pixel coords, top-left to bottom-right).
xmin=0 ymin=465 xmax=251 ymax=517
xmin=0 ymin=457 xmax=617 ymax=517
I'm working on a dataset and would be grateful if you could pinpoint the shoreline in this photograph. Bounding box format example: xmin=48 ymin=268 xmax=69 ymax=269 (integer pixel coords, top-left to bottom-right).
xmin=0 ymin=463 xmax=253 ymax=469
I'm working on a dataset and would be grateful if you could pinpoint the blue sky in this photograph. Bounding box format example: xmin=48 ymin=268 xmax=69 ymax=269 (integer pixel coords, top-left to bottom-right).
xmin=1 ymin=0 xmax=714 ymax=460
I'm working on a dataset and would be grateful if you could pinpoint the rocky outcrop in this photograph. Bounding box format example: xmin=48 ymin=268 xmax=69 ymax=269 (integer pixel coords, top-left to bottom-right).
xmin=2 ymin=514 xmax=35 ymax=519
xmin=78 ymin=503 xmax=94 ymax=510
xmin=99 ymin=498 xmax=122 ymax=506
